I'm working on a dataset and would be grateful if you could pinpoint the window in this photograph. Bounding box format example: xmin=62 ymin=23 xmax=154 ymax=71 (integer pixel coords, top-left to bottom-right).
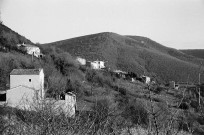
xmin=29 ymin=79 xmax=31 ymax=82
xmin=0 ymin=93 xmax=6 ymax=101
xmin=60 ymin=94 xmax=65 ymax=100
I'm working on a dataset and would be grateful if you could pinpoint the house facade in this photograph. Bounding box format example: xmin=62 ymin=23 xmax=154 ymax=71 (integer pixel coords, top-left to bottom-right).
xmin=6 ymin=69 xmax=45 ymax=109
xmin=45 ymin=92 xmax=76 ymax=117
xmin=142 ymin=76 xmax=151 ymax=84
xmin=89 ymin=60 xmax=105 ymax=69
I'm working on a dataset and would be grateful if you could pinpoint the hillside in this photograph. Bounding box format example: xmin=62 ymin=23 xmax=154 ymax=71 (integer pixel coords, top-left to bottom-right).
xmin=42 ymin=32 xmax=204 ymax=83
xmin=1 ymin=24 xmax=204 ymax=134
xmin=0 ymin=23 xmax=33 ymax=52
xmin=180 ymin=49 xmax=204 ymax=59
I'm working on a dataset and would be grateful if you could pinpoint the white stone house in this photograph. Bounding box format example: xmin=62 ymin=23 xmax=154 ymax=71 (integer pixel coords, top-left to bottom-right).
xmin=76 ymin=57 xmax=86 ymax=65
xmin=89 ymin=60 xmax=105 ymax=69
xmin=17 ymin=43 xmax=41 ymax=57
xmin=142 ymin=76 xmax=151 ymax=84
xmin=5 ymin=69 xmax=45 ymax=109
xmin=0 ymin=68 xmax=77 ymax=117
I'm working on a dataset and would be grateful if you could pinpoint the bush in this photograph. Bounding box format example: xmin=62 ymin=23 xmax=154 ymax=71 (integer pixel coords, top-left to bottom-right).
xmin=51 ymin=52 xmax=79 ymax=76
xmin=86 ymin=69 xmax=113 ymax=87
xmin=122 ymin=99 xmax=149 ymax=127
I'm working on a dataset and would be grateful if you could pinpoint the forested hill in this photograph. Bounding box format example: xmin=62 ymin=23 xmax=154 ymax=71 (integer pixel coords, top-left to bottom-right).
xmin=180 ymin=49 xmax=204 ymax=60
xmin=0 ymin=23 xmax=33 ymax=51
xmin=42 ymin=32 xmax=204 ymax=83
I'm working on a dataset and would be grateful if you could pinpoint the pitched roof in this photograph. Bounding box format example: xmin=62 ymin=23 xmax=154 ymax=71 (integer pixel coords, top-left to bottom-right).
xmin=10 ymin=69 xmax=42 ymax=75
xmin=17 ymin=43 xmax=38 ymax=48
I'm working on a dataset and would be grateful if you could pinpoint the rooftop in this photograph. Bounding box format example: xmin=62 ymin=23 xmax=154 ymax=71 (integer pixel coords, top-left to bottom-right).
xmin=17 ymin=43 xmax=38 ymax=48
xmin=10 ymin=69 xmax=42 ymax=75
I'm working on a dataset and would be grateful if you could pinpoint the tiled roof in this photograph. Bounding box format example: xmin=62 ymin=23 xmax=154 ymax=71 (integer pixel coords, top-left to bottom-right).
xmin=10 ymin=69 xmax=41 ymax=75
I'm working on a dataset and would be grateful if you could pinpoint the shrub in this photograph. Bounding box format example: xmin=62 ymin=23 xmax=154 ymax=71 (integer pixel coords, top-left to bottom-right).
xmin=122 ymin=99 xmax=149 ymax=127
xmin=51 ymin=52 xmax=79 ymax=76
xmin=86 ymin=69 xmax=113 ymax=87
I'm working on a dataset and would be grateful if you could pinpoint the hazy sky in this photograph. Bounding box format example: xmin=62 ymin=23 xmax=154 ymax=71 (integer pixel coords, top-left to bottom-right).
xmin=1 ymin=0 xmax=204 ymax=49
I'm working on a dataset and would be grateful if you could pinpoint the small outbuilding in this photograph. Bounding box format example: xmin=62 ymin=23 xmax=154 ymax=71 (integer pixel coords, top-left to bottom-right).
xmin=45 ymin=92 xmax=77 ymax=117
xmin=169 ymin=81 xmax=176 ymax=88
xmin=142 ymin=76 xmax=151 ymax=84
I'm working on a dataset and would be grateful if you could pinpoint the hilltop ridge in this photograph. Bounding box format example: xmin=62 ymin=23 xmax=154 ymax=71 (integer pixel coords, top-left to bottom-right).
xmin=180 ymin=49 xmax=204 ymax=60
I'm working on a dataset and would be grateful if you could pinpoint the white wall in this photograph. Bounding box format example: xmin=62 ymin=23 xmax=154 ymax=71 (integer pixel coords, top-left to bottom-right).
xmin=26 ymin=47 xmax=41 ymax=57
xmin=10 ymin=69 xmax=45 ymax=99
xmin=39 ymin=69 xmax=45 ymax=99
xmin=65 ymin=94 xmax=76 ymax=117
xmin=43 ymin=94 xmax=76 ymax=117
xmin=142 ymin=76 xmax=151 ymax=84
xmin=11 ymin=75 xmax=41 ymax=89
xmin=76 ymin=57 xmax=86 ymax=65
xmin=90 ymin=61 xmax=105 ymax=69
xmin=91 ymin=62 xmax=99 ymax=69
xmin=145 ymin=77 xmax=151 ymax=84
xmin=99 ymin=61 xmax=105 ymax=69
xmin=6 ymin=86 xmax=36 ymax=109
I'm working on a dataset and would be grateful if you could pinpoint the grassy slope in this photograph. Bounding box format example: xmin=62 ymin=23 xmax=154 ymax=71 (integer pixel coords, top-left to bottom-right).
xmin=42 ymin=32 xmax=204 ymax=83
xmin=180 ymin=49 xmax=204 ymax=59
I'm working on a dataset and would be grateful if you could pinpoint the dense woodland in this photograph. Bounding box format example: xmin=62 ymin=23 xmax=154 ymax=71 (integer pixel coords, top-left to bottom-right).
xmin=1 ymin=23 xmax=204 ymax=135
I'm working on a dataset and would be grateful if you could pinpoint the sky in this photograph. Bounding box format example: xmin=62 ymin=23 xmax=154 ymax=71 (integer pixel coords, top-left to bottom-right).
xmin=0 ymin=0 xmax=204 ymax=49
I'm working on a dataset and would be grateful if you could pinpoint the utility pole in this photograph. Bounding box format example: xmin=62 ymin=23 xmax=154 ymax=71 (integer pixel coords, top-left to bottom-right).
xmin=32 ymin=53 xmax=34 ymax=62
xmin=198 ymin=62 xmax=202 ymax=108
xmin=199 ymin=73 xmax=201 ymax=106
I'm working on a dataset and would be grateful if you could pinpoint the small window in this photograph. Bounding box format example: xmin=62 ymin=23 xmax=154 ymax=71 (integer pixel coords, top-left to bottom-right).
xmin=0 ymin=93 xmax=6 ymax=101
xmin=29 ymin=79 xmax=31 ymax=82
xmin=60 ymin=94 xmax=65 ymax=100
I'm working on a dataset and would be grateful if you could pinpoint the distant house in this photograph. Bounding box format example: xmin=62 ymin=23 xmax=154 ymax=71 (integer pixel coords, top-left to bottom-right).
xmin=4 ymin=69 xmax=45 ymax=109
xmin=76 ymin=57 xmax=86 ymax=65
xmin=87 ymin=60 xmax=105 ymax=69
xmin=169 ymin=81 xmax=176 ymax=88
xmin=175 ymin=84 xmax=179 ymax=90
xmin=141 ymin=76 xmax=151 ymax=84
xmin=113 ymin=70 xmax=128 ymax=79
xmin=17 ymin=43 xmax=42 ymax=57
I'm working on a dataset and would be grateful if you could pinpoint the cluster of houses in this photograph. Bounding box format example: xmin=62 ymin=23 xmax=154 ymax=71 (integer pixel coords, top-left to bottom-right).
xmin=169 ymin=81 xmax=204 ymax=96
xmin=0 ymin=52 xmax=152 ymax=117
xmin=0 ymin=68 xmax=76 ymax=117
xmin=76 ymin=57 xmax=105 ymax=70
xmin=76 ymin=57 xmax=151 ymax=84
